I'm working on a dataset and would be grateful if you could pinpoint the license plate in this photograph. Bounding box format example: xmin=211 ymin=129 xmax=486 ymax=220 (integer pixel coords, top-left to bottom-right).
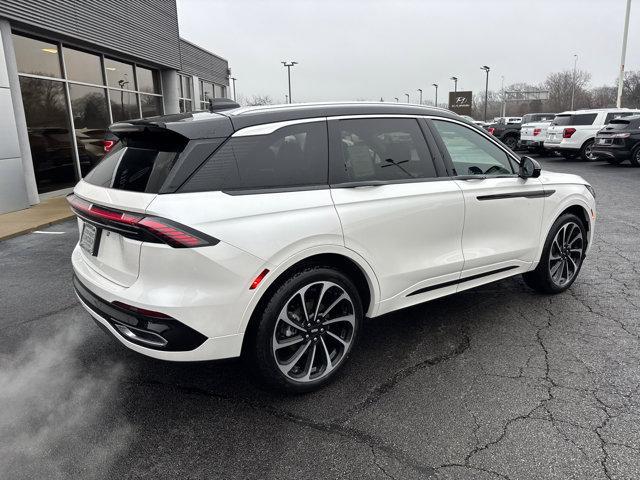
xmin=80 ymin=223 xmax=100 ymax=256
xmin=598 ymin=138 xmax=611 ymax=145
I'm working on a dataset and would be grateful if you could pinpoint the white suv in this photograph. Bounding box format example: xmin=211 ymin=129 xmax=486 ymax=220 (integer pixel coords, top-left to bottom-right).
xmin=69 ymin=102 xmax=596 ymax=392
xmin=545 ymin=108 xmax=640 ymax=160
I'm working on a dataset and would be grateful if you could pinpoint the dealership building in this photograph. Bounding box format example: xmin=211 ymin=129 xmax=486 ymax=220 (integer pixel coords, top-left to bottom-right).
xmin=0 ymin=1 xmax=230 ymax=214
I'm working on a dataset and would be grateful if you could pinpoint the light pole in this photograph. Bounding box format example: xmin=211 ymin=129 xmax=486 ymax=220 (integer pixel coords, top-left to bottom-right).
xmin=418 ymin=88 xmax=423 ymax=105
xmin=281 ymin=61 xmax=297 ymax=103
xmin=570 ymin=55 xmax=578 ymax=110
xmin=481 ymin=66 xmax=490 ymax=122
xmin=450 ymin=76 xmax=458 ymax=92
xmin=285 ymin=94 xmax=288 ymax=104
xmin=394 ymin=97 xmax=399 ymax=103
xmin=432 ymin=83 xmax=438 ymax=107
xmin=501 ymin=75 xmax=506 ymax=117
xmin=230 ymin=77 xmax=237 ymax=101
xmin=616 ymin=0 xmax=632 ymax=108
xmin=405 ymin=93 xmax=410 ymax=103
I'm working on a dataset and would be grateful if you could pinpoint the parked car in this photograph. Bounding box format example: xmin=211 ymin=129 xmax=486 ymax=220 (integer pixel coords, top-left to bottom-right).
xmin=592 ymin=114 xmax=640 ymax=166
xmin=485 ymin=117 xmax=522 ymax=149
xmin=68 ymin=102 xmax=596 ymax=393
xmin=518 ymin=113 xmax=557 ymax=152
xmin=544 ymin=108 xmax=640 ymax=161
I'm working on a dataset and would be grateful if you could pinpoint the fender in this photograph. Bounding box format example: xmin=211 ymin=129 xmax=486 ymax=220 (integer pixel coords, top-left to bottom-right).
xmin=237 ymin=244 xmax=382 ymax=334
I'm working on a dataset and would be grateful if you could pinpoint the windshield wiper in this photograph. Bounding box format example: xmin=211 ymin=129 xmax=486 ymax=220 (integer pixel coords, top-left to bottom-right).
xmin=381 ymin=158 xmax=415 ymax=178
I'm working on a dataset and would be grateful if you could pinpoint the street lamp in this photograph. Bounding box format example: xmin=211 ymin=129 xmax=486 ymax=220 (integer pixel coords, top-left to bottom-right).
xmin=281 ymin=61 xmax=298 ymax=104
xmin=570 ymin=55 xmax=578 ymax=110
xmin=405 ymin=93 xmax=410 ymax=103
xmin=481 ymin=66 xmax=490 ymax=122
xmin=230 ymin=77 xmax=237 ymax=101
xmin=394 ymin=97 xmax=399 ymax=103
xmin=450 ymin=76 xmax=458 ymax=92
xmin=617 ymin=0 xmax=632 ymax=108
xmin=418 ymin=88 xmax=423 ymax=105
xmin=432 ymin=83 xmax=438 ymax=107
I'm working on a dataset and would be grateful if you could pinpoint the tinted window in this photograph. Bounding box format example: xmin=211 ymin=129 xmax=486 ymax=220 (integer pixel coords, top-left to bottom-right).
xmin=136 ymin=66 xmax=161 ymax=94
xmin=63 ymin=47 xmax=103 ymax=85
xmin=332 ymin=118 xmax=436 ymax=183
xmin=69 ymin=84 xmax=110 ymax=176
xmin=110 ymin=90 xmax=139 ymax=121
xmin=13 ymin=34 xmax=62 ymax=78
xmin=604 ymin=112 xmax=639 ymax=124
xmin=182 ymin=122 xmax=328 ymax=192
xmin=553 ymin=114 xmax=597 ymax=126
xmin=432 ymin=120 xmax=515 ymax=176
xmin=104 ymin=58 xmax=135 ymax=90
xmin=140 ymin=94 xmax=163 ymax=117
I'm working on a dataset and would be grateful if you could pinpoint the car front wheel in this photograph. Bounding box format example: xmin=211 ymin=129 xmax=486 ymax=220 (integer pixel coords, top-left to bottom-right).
xmin=247 ymin=266 xmax=362 ymax=393
xmin=523 ymin=213 xmax=587 ymax=294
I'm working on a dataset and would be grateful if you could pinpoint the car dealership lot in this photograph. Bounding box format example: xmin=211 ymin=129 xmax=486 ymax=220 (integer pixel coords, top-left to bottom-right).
xmin=1 ymin=156 xmax=639 ymax=480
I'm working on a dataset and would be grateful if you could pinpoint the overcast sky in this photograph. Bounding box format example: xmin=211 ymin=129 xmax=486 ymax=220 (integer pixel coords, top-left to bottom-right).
xmin=176 ymin=0 xmax=639 ymax=104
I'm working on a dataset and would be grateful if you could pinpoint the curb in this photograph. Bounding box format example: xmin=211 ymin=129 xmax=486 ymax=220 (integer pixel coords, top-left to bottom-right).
xmin=0 ymin=213 xmax=75 ymax=242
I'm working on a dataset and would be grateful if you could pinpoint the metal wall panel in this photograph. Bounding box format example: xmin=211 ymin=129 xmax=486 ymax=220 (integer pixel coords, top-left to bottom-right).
xmin=179 ymin=38 xmax=228 ymax=86
xmin=0 ymin=0 xmax=181 ymax=69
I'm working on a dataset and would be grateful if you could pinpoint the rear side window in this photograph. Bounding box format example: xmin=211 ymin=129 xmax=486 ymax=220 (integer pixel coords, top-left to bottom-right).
xmin=553 ymin=113 xmax=597 ymax=126
xmin=181 ymin=121 xmax=328 ymax=192
xmin=330 ymin=118 xmax=436 ymax=184
xmin=83 ymin=144 xmax=181 ymax=193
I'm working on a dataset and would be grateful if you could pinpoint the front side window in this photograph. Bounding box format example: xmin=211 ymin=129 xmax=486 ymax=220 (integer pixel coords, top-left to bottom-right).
xmin=181 ymin=122 xmax=328 ymax=192
xmin=332 ymin=118 xmax=436 ymax=184
xmin=432 ymin=120 xmax=515 ymax=176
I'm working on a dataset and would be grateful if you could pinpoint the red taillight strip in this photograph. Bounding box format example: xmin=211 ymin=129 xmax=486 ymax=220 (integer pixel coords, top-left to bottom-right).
xmin=66 ymin=194 xmax=219 ymax=248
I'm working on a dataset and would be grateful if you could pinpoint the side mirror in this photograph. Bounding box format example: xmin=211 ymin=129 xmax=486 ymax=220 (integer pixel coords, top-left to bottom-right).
xmin=519 ymin=156 xmax=541 ymax=179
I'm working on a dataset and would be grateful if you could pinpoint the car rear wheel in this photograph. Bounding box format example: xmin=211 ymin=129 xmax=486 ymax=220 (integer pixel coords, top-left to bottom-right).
xmin=523 ymin=213 xmax=587 ymax=294
xmin=630 ymin=146 xmax=640 ymax=167
xmin=247 ymin=266 xmax=362 ymax=393
xmin=503 ymin=135 xmax=518 ymax=150
xmin=580 ymin=140 xmax=597 ymax=161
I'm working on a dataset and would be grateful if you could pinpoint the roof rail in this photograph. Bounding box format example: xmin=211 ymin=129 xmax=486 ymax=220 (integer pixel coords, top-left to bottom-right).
xmin=208 ymin=98 xmax=240 ymax=112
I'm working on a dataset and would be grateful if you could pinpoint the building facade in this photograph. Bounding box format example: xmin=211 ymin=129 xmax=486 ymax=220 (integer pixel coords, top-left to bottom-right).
xmin=0 ymin=0 xmax=230 ymax=214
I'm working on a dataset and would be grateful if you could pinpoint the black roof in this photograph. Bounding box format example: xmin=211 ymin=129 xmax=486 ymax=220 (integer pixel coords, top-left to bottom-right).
xmin=112 ymin=102 xmax=465 ymax=139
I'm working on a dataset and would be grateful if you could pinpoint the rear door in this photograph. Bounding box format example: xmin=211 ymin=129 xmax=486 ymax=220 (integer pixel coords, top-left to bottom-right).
xmin=73 ymin=129 xmax=189 ymax=287
xmin=328 ymin=116 xmax=465 ymax=312
xmin=429 ymin=118 xmax=545 ymax=279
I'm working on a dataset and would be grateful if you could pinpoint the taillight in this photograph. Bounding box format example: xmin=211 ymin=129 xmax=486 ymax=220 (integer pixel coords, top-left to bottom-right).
xmin=103 ymin=139 xmax=117 ymax=152
xmin=563 ymin=128 xmax=576 ymax=138
xmin=67 ymin=194 xmax=218 ymax=248
xmin=488 ymin=127 xmax=495 ymax=135
xmin=533 ymin=128 xmax=541 ymax=136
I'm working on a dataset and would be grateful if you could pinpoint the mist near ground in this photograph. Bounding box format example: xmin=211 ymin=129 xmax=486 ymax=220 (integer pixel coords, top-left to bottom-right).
xmin=0 ymin=324 xmax=132 ymax=480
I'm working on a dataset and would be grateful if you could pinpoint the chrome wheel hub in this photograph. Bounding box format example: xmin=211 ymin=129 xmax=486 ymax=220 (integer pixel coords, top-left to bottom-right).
xmin=548 ymin=221 xmax=584 ymax=286
xmin=272 ymin=281 xmax=355 ymax=383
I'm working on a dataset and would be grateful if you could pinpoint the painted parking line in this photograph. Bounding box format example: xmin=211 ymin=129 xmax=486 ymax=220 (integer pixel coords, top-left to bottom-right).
xmin=33 ymin=231 xmax=66 ymax=235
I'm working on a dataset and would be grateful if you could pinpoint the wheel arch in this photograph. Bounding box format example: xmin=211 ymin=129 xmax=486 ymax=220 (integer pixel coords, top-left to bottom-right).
xmin=238 ymin=247 xmax=380 ymax=352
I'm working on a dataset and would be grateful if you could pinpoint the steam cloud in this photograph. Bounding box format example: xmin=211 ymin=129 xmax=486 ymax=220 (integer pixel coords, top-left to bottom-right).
xmin=0 ymin=324 xmax=132 ymax=480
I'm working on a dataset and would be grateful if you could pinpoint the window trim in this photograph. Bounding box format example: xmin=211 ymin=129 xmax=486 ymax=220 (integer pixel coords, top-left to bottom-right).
xmin=425 ymin=117 xmax=521 ymax=179
xmin=327 ymin=115 xmax=444 ymax=187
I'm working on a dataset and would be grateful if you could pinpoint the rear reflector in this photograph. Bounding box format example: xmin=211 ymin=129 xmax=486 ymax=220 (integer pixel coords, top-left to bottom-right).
xmin=250 ymin=269 xmax=270 ymax=290
xmin=67 ymin=194 xmax=218 ymax=248
xmin=112 ymin=300 xmax=172 ymax=319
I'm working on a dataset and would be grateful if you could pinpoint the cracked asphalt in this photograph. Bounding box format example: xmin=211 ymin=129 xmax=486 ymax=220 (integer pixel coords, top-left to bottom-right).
xmin=1 ymin=155 xmax=639 ymax=480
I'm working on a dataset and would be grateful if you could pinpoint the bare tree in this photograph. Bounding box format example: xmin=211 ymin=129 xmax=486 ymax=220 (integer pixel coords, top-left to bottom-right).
xmin=242 ymin=95 xmax=274 ymax=106
xmin=622 ymin=71 xmax=640 ymax=108
xmin=544 ymin=70 xmax=591 ymax=111
xmin=590 ymin=86 xmax=617 ymax=108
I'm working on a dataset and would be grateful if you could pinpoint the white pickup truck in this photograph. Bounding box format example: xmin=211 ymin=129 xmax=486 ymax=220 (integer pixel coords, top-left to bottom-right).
xmin=518 ymin=113 xmax=556 ymax=152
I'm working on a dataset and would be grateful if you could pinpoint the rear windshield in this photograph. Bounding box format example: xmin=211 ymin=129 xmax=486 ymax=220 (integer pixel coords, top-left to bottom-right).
xmin=552 ymin=113 xmax=597 ymax=126
xmin=606 ymin=119 xmax=631 ymax=130
xmin=523 ymin=113 xmax=555 ymax=124
xmin=83 ymin=130 xmax=187 ymax=192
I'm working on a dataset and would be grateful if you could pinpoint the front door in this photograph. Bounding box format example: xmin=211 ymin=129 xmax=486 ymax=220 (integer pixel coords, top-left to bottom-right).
xmin=430 ymin=119 xmax=545 ymax=277
xmin=328 ymin=117 xmax=465 ymax=314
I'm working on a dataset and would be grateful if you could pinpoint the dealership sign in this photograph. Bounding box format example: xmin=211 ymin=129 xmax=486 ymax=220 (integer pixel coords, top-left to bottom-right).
xmin=448 ymin=91 xmax=473 ymax=116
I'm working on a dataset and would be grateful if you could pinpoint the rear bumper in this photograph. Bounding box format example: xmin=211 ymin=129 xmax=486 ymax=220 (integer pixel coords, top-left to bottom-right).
xmin=543 ymin=142 xmax=580 ymax=151
xmin=518 ymin=139 xmax=544 ymax=148
xmin=591 ymin=146 xmax=632 ymax=160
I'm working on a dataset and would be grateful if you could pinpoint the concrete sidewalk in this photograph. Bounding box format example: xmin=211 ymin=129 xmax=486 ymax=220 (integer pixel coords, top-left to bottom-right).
xmin=0 ymin=196 xmax=73 ymax=241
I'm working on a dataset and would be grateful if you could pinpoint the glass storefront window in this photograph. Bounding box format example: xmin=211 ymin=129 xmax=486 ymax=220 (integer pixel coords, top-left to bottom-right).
xmin=63 ymin=47 xmax=104 ymax=85
xmin=110 ymin=89 xmax=139 ymax=121
xmin=200 ymin=81 xmax=214 ymax=104
xmin=180 ymin=75 xmax=192 ymax=98
xmin=19 ymin=77 xmax=75 ymax=193
xmin=13 ymin=34 xmax=62 ymax=78
xmin=105 ymin=58 xmax=135 ymax=90
xmin=69 ymin=84 xmax=110 ymax=176
xmin=140 ymin=94 xmax=163 ymax=117
xmin=179 ymin=99 xmax=193 ymax=113
xmin=137 ymin=66 xmax=161 ymax=94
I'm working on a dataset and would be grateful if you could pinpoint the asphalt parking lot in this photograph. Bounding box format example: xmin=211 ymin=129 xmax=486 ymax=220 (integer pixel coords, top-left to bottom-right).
xmin=1 ymin=155 xmax=639 ymax=480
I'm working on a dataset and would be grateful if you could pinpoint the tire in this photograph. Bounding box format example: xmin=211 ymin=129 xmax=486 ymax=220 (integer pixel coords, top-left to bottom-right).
xmin=630 ymin=146 xmax=640 ymax=167
xmin=246 ymin=266 xmax=362 ymax=393
xmin=503 ymin=135 xmax=518 ymax=150
xmin=580 ymin=139 xmax=597 ymax=161
xmin=523 ymin=213 xmax=587 ymax=294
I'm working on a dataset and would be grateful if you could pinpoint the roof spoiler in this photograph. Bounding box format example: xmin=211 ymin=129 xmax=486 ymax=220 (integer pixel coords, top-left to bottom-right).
xmin=208 ymin=98 xmax=240 ymax=112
